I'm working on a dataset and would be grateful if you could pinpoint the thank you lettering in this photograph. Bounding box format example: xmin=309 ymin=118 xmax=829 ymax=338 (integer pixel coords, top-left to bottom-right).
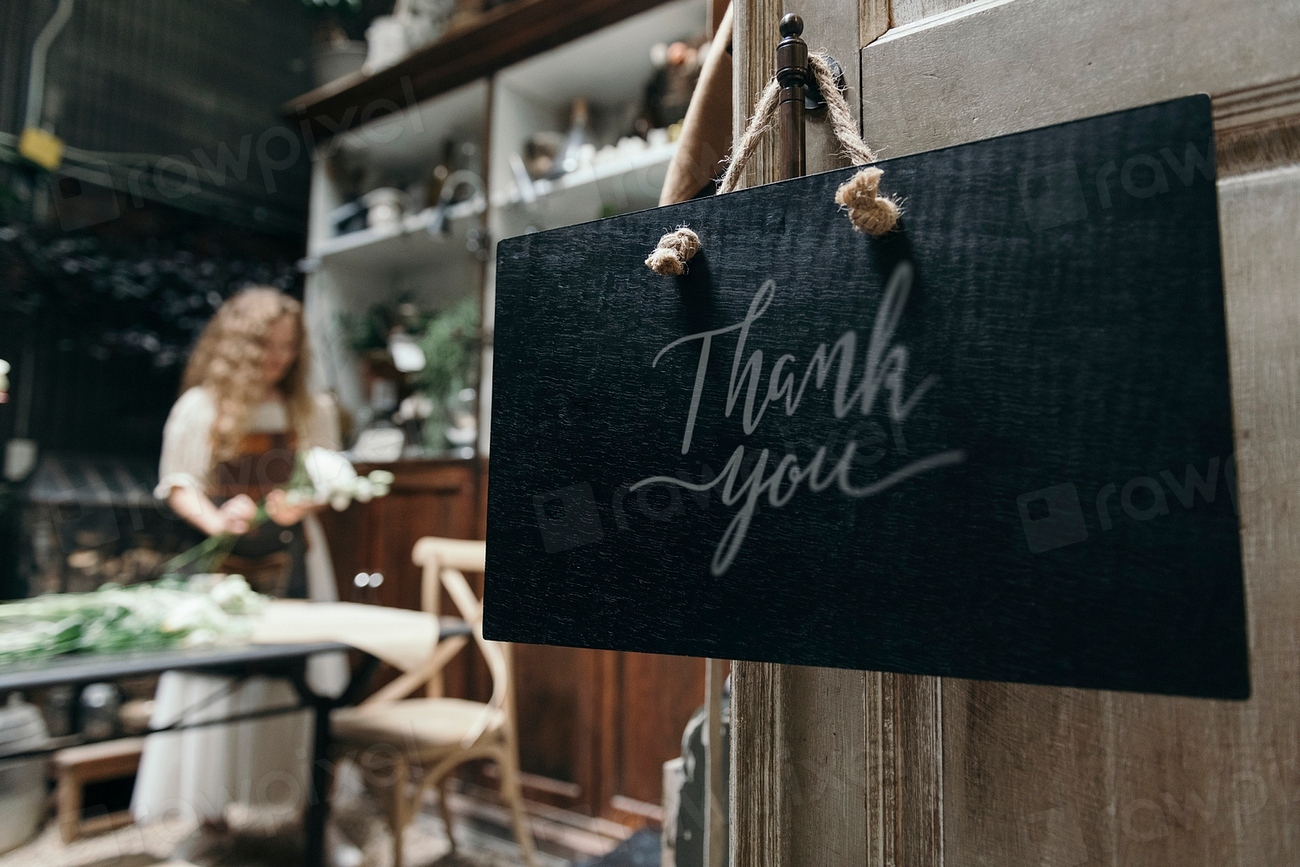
xmin=632 ymin=262 xmax=965 ymax=575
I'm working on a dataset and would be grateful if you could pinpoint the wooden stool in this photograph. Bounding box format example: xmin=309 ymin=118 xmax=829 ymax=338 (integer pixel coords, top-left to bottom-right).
xmin=52 ymin=737 xmax=144 ymax=842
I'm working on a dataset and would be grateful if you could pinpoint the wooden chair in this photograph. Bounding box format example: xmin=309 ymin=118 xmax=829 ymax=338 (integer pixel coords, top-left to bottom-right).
xmin=331 ymin=537 xmax=537 ymax=867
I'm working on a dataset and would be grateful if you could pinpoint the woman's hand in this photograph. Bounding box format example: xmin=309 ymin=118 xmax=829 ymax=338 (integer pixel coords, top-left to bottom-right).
xmin=216 ymin=494 xmax=258 ymax=534
xmin=265 ymin=489 xmax=311 ymax=527
xmin=169 ymin=488 xmax=256 ymax=536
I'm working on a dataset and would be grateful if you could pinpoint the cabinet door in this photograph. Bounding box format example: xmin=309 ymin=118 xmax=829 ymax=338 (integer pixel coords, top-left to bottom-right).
xmin=513 ymin=645 xmax=709 ymax=824
xmin=729 ymin=1 xmax=1300 ymax=865
xmin=321 ymin=459 xmax=481 ymax=609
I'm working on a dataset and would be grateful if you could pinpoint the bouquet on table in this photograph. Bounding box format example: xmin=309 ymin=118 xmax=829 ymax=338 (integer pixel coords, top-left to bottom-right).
xmin=0 ymin=574 xmax=265 ymax=664
xmin=163 ymin=447 xmax=395 ymax=575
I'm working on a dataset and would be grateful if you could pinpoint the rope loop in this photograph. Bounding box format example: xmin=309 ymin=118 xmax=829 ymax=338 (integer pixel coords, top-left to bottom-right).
xmin=715 ymin=52 xmax=900 ymax=236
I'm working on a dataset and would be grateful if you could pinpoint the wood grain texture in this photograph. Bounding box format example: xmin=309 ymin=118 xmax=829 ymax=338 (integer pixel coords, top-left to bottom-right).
xmin=859 ymin=0 xmax=891 ymax=46
xmin=859 ymin=0 xmax=1300 ymax=159
xmin=1214 ymin=75 xmax=1300 ymax=176
xmin=887 ymin=0 xmax=978 ymax=27
xmin=784 ymin=666 xmax=869 ymax=867
xmin=731 ymin=660 xmax=790 ymax=866
xmin=730 ymin=0 xmax=781 ymax=193
xmin=798 ymin=0 xmax=864 ymax=167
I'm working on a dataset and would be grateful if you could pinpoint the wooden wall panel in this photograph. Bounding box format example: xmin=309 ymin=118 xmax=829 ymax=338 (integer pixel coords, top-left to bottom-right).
xmin=854 ymin=5 xmax=1300 ymax=864
xmin=859 ymin=0 xmax=1300 ymax=159
xmin=728 ymin=3 xmax=922 ymax=866
xmin=887 ymin=0 xmax=979 ymax=28
xmin=513 ymin=643 xmax=586 ymax=785
xmin=732 ymin=1 xmax=1300 ymax=866
xmin=729 ymin=2 xmax=786 ymax=858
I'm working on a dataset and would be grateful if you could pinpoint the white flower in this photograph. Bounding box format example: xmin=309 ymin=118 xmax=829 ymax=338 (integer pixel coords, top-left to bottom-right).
xmin=208 ymin=575 xmax=263 ymax=615
xmin=182 ymin=628 xmax=218 ymax=648
xmin=161 ymin=597 xmax=218 ymax=634
xmin=302 ymin=447 xmax=358 ymax=505
xmin=279 ymin=449 xmax=394 ymax=512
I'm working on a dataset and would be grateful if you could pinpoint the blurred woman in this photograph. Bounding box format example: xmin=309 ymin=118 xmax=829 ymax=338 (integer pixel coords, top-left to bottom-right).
xmin=133 ymin=288 xmax=345 ymax=828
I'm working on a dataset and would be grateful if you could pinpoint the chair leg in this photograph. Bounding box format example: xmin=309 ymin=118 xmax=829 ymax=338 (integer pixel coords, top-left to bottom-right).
xmin=386 ymin=757 xmax=409 ymax=867
xmin=498 ymin=753 xmax=537 ymax=867
xmin=436 ymin=775 xmax=457 ymax=853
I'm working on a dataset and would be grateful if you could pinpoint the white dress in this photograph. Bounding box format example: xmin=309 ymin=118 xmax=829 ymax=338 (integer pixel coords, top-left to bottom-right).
xmin=132 ymin=388 xmax=349 ymax=824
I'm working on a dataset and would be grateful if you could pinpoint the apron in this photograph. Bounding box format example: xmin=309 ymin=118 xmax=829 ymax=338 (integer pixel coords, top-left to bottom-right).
xmin=209 ymin=430 xmax=306 ymax=599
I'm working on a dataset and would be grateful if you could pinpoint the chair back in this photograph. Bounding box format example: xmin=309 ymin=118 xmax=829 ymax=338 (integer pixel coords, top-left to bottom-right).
xmin=411 ymin=537 xmax=513 ymax=730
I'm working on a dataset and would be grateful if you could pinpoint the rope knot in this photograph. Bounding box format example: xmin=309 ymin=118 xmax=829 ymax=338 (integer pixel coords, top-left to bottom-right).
xmin=646 ymin=227 xmax=701 ymax=276
xmin=835 ymin=167 xmax=899 ymax=236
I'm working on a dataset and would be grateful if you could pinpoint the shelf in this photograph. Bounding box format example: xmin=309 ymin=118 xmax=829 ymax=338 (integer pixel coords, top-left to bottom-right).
xmin=284 ymin=0 xmax=673 ymax=140
xmin=494 ymin=0 xmax=707 ymax=108
xmin=493 ymin=140 xmax=677 ymax=227
xmin=332 ymin=80 xmax=488 ymax=174
xmin=486 ymin=0 xmax=704 ymax=217
xmin=312 ymin=197 xmax=485 ymax=273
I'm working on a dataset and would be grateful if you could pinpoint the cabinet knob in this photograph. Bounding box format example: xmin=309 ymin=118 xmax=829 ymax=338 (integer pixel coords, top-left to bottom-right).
xmin=353 ymin=572 xmax=369 ymax=588
xmin=369 ymin=572 xmax=384 ymax=587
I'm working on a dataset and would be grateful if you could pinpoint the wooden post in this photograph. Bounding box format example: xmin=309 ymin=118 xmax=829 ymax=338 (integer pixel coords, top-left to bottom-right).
xmin=703 ymin=658 xmax=727 ymax=867
xmin=730 ymin=4 xmax=923 ymax=867
xmin=776 ymin=14 xmax=808 ymax=180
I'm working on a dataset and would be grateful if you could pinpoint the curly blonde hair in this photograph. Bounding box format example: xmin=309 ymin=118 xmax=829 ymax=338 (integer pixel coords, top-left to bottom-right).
xmin=182 ymin=287 xmax=314 ymax=463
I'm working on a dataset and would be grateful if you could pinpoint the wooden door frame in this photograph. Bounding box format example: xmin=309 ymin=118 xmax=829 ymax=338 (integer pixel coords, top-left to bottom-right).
xmin=729 ymin=5 xmax=938 ymax=866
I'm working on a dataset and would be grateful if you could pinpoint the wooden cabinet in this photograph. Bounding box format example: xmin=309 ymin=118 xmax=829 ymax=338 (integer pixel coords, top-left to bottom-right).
xmin=320 ymin=459 xmax=705 ymax=825
xmin=320 ymin=458 xmax=484 ymax=609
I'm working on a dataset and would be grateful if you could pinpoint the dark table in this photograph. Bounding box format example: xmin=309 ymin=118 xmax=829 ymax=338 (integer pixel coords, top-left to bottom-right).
xmin=0 ymin=617 xmax=471 ymax=867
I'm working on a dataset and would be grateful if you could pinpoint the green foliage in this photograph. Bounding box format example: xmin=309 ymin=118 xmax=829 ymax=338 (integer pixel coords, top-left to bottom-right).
xmin=0 ymin=223 xmax=298 ymax=369
xmin=337 ymin=296 xmax=435 ymax=354
xmin=0 ymin=576 xmax=266 ymax=665
xmin=413 ymin=295 xmax=480 ymax=405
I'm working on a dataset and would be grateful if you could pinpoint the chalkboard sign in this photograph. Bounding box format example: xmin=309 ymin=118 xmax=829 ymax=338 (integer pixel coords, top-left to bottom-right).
xmin=485 ymin=95 xmax=1249 ymax=699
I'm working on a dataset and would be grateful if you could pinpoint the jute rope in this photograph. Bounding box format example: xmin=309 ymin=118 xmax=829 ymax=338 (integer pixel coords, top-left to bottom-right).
xmin=645 ymin=227 xmax=702 ymax=276
xmin=647 ymin=52 xmax=898 ymax=274
xmin=719 ymin=53 xmax=899 ymax=239
xmin=716 ymin=77 xmax=782 ymax=196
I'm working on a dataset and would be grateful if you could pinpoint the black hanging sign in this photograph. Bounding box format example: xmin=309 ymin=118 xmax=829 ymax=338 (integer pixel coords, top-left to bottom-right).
xmin=484 ymin=95 xmax=1249 ymax=699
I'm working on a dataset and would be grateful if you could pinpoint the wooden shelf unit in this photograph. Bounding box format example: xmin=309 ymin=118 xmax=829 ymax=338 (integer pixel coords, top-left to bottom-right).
xmin=284 ymin=0 xmax=672 ymax=140
xmin=292 ymin=0 xmax=711 ymax=829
